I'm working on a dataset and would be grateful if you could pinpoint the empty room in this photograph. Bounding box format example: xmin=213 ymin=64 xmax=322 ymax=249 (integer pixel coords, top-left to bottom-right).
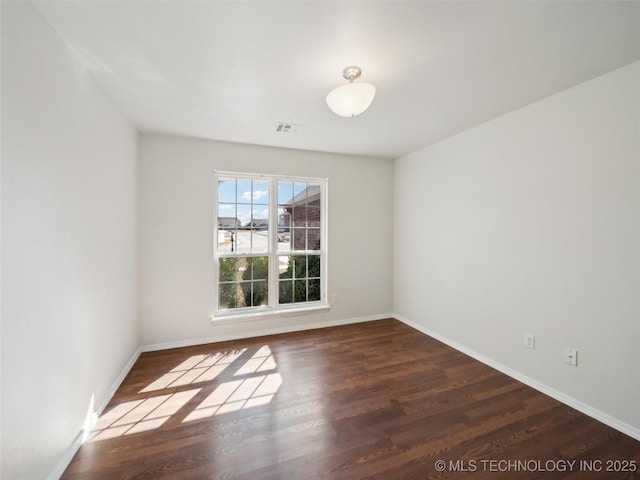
xmin=1 ymin=1 xmax=639 ymax=479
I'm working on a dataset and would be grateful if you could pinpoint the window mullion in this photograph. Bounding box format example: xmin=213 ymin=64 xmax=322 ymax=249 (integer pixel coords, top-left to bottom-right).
xmin=268 ymin=177 xmax=279 ymax=308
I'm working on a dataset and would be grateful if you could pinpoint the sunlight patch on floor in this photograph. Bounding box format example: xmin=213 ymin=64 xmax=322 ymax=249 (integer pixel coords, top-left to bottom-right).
xmin=183 ymin=372 xmax=283 ymax=422
xmin=87 ymin=344 xmax=283 ymax=441
xmin=234 ymin=345 xmax=277 ymax=375
xmin=140 ymin=349 xmax=247 ymax=393
xmin=88 ymin=388 xmax=201 ymax=442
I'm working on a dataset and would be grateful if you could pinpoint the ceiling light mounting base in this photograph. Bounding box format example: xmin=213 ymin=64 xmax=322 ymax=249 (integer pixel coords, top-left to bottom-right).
xmin=342 ymin=66 xmax=362 ymax=83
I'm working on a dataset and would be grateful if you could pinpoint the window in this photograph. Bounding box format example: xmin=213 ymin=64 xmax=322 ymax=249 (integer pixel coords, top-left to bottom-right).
xmin=213 ymin=172 xmax=327 ymax=320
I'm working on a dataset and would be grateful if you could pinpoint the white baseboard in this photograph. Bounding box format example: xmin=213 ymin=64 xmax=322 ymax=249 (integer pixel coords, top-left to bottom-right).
xmin=141 ymin=313 xmax=393 ymax=352
xmin=47 ymin=347 xmax=142 ymax=480
xmin=46 ymin=430 xmax=84 ymax=480
xmin=394 ymin=314 xmax=640 ymax=441
xmin=93 ymin=347 xmax=142 ymax=421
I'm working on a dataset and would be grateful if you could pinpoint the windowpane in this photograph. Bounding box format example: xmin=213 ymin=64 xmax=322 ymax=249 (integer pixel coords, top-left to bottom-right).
xmin=294 ymin=280 xmax=307 ymax=303
xmin=308 ymin=255 xmax=320 ymax=278
xmin=251 ymin=206 xmax=269 ymax=227
xmin=238 ymin=281 xmax=251 ymax=308
xmin=307 ymin=229 xmax=321 ymax=251
xmin=279 ymin=280 xmax=293 ymax=304
xmin=232 ymin=231 xmax=248 ymax=254
xmin=308 ymin=279 xmax=321 ymax=302
xmin=236 ymin=205 xmax=251 ymax=229
xmin=237 ymin=180 xmax=252 ymax=204
xmin=219 ymin=284 xmax=237 ymax=309
xmin=278 ymin=256 xmax=292 ymax=279
xmin=294 ymin=182 xmax=307 ymax=201
xmin=253 ymin=180 xmax=269 ymax=204
xmin=217 ymin=178 xmax=236 ymax=203
xmin=219 ymin=258 xmax=238 ymax=282
xmin=250 ymin=257 xmax=268 ymax=280
xmin=250 ymin=230 xmax=268 ymax=253
xmin=307 ymin=207 xmax=320 ymax=228
xmin=292 ymin=207 xmax=306 ymax=227
xmin=292 ymin=229 xmax=306 ymax=250
xmin=218 ymin=204 xmax=236 ymax=221
xmin=277 ymin=231 xmax=290 ymax=252
xmin=293 ymin=256 xmax=306 ymax=278
xmin=278 ymin=181 xmax=293 ymax=204
xmin=252 ymin=281 xmax=268 ymax=306
xmin=277 ymin=208 xmax=290 ymax=225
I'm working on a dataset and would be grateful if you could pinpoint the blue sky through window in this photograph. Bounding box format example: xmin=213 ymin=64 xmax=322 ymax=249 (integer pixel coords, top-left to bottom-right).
xmin=219 ymin=179 xmax=312 ymax=228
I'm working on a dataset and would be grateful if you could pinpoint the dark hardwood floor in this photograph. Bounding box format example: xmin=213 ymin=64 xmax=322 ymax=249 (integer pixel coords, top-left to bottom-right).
xmin=62 ymin=319 xmax=639 ymax=479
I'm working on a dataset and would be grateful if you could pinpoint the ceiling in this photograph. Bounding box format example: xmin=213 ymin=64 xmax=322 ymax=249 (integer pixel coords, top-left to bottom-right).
xmin=33 ymin=1 xmax=640 ymax=159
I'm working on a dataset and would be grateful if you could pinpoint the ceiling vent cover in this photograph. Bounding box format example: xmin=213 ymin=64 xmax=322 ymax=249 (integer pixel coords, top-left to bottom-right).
xmin=275 ymin=122 xmax=300 ymax=133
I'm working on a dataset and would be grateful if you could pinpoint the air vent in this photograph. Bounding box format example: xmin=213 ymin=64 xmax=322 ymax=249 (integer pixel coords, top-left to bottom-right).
xmin=275 ymin=122 xmax=300 ymax=133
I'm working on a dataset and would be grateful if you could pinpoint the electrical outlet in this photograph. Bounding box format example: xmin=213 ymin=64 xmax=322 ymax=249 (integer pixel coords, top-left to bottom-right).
xmin=331 ymin=293 xmax=338 ymax=305
xmin=525 ymin=333 xmax=535 ymax=350
xmin=564 ymin=347 xmax=578 ymax=366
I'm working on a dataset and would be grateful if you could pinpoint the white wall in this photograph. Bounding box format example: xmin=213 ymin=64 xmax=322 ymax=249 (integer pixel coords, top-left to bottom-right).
xmin=394 ymin=62 xmax=640 ymax=434
xmin=1 ymin=3 xmax=139 ymax=479
xmin=139 ymin=133 xmax=394 ymax=347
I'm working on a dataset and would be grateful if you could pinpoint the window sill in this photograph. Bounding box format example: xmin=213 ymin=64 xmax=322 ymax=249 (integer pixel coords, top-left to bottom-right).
xmin=210 ymin=304 xmax=330 ymax=325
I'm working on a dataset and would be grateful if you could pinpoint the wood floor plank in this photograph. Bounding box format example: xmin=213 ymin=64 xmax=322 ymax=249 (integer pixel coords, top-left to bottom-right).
xmin=62 ymin=319 xmax=639 ymax=479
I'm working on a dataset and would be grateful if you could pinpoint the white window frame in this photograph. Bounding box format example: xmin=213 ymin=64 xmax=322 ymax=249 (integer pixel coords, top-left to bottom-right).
xmin=211 ymin=171 xmax=329 ymax=323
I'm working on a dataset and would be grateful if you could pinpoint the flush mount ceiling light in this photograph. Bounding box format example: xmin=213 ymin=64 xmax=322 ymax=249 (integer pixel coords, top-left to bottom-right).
xmin=326 ymin=66 xmax=376 ymax=117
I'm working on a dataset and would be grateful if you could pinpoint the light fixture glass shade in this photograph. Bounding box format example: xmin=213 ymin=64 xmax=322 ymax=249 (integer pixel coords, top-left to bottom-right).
xmin=325 ymin=82 xmax=376 ymax=117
